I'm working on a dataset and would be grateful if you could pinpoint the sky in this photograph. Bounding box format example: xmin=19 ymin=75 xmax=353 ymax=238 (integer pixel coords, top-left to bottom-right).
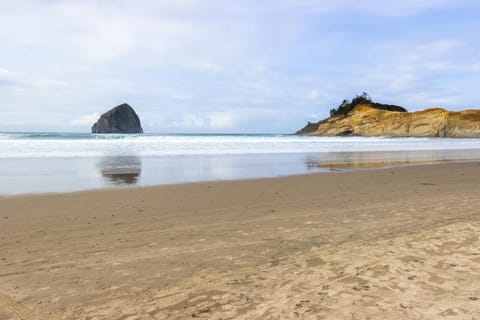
xmin=1 ymin=0 xmax=480 ymax=133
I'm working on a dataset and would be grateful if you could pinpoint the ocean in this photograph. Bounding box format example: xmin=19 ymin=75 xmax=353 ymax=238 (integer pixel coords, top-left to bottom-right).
xmin=1 ymin=132 xmax=480 ymax=195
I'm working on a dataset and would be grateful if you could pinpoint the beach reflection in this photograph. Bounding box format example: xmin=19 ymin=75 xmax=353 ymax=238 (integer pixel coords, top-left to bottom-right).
xmin=98 ymin=156 xmax=142 ymax=185
xmin=305 ymin=150 xmax=477 ymax=170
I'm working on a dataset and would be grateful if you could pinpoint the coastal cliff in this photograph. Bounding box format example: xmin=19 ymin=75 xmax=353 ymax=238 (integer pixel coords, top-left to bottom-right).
xmin=92 ymin=103 xmax=143 ymax=134
xmin=297 ymin=98 xmax=480 ymax=137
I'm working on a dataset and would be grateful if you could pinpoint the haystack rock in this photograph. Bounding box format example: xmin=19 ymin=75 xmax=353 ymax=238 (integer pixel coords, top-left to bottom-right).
xmin=296 ymin=104 xmax=480 ymax=137
xmin=92 ymin=103 xmax=143 ymax=134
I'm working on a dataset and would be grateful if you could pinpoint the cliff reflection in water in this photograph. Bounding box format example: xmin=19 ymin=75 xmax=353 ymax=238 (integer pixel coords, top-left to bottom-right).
xmin=99 ymin=156 xmax=142 ymax=185
xmin=305 ymin=149 xmax=480 ymax=170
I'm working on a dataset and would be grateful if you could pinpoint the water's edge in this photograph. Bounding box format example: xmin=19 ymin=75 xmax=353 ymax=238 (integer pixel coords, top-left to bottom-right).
xmin=1 ymin=133 xmax=480 ymax=195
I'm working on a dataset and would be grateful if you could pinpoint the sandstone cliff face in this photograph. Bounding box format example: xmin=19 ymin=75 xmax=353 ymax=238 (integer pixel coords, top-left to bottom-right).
xmin=92 ymin=103 xmax=143 ymax=134
xmin=297 ymin=104 xmax=480 ymax=137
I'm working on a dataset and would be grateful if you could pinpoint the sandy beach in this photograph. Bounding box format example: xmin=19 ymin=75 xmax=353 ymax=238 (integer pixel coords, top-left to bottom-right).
xmin=1 ymin=162 xmax=480 ymax=319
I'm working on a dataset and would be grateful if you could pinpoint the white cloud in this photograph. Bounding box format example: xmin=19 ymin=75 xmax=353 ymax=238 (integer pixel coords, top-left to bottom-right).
xmin=376 ymin=39 xmax=461 ymax=67
xmin=351 ymin=38 xmax=479 ymax=107
xmin=344 ymin=0 xmax=457 ymax=16
xmin=471 ymin=63 xmax=480 ymax=71
xmin=272 ymin=0 xmax=461 ymax=16
xmin=183 ymin=61 xmax=223 ymax=74
xmin=172 ymin=113 xmax=206 ymax=128
xmin=306 ymin=89 xmax=320 ymax=100
xmin=171 ymin=112 xmax=235 ymax=129
xmin=0 ymin=67 xmax=67 ymax=91
xmin=208 ymin=112 xmax=234 ymax=128
xmin=0 ymin=0 xmax=230 ymax=64
xmin=0 ymin=68 xmax=16 ymax=88
xmin=71 ymin=113 xmax=100 ymax=126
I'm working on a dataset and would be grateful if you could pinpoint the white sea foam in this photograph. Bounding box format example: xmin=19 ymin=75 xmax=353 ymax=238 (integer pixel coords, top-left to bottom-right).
xmin=0 ymin=133 xmax=479 ymax=158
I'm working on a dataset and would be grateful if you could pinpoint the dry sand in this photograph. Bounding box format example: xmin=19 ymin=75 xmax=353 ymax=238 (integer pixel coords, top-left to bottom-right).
xmin=1 ymin=162 xmax=480 ymax=319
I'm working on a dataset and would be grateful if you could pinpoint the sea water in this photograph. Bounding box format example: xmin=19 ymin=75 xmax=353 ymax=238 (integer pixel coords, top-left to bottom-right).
xmin=1 ymin=132 xmax=480 ymax=195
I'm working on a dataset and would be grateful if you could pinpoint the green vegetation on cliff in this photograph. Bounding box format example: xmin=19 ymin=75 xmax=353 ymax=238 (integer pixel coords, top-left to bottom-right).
xmin=329 ymin=93 xmax=407 ymax=117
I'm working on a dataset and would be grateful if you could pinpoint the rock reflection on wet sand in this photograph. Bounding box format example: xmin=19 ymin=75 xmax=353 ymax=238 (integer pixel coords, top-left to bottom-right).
xmin=99 ymin=156 xmax=142 ymax=185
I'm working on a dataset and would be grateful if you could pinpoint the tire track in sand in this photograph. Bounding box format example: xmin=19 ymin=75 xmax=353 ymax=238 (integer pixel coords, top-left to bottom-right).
xmin=0 ymin=292 xmax=37 ymax=320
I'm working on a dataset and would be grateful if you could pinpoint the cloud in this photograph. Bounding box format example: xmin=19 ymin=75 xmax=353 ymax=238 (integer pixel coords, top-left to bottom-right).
xmin=374 ymin=39 xmax=461 ymax=67
xmin=172 ymin=113 xmax=206 ymax=128
xmin=0 ymin=68 xmax=20 ymax=88
xmin=0 ymin=1 xmax=213 ymax=63
xmin=208 ymin=112 xmax=234 ymax=128
xmin=71 ymin=113 xmax=100 ymax=126
xmin=171 ymin=112 xmax=235 ymax=130
xmin=1 ymin=1 xmax=480 ymax=132
xmin=183 ymin=61 xmax=223 ymax=74
xmin=6 ymin=0 xmax=461 ymax=65
xmin=340 ymin=37 xmax=480 ymax=107
xmin=0 ymin=67 xmax=67 ymax=91
xmin=228 ymin=0 xmax=464 ymax=17
xmin=337 ymin=0 xmax=458 ymax=16
xmin=306 ymin=89 xmax=320 ymax=100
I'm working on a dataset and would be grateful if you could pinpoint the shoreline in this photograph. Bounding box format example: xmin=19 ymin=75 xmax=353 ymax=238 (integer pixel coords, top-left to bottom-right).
xmin=2 ymin=157 xmax=480 ymax=198
xmin=2 ymin=134 xmax=480 ymax=195
xmin=1 ymin=161 xmax=480 ymax=319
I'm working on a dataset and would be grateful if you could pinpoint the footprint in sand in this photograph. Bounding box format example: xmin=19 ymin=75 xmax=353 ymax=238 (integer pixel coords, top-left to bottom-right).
xmin=0 ymin=292 xmax=38 ymax=320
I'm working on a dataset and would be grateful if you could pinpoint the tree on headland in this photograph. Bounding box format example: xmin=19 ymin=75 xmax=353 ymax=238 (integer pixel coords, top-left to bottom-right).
xmin=329 ymin=93 xmax=407 ymax=117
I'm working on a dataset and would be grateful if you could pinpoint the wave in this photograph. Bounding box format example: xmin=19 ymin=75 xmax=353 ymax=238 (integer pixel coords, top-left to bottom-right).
xmin=0 ymin=133 xmax=480 ymax=158
xmin=1 ymin=132 xmax=146 ymax=140
xmin=0 ymin=132 xmax=285 ymax=140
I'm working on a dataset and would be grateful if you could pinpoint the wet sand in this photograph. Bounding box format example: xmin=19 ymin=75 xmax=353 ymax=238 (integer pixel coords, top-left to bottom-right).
xmin=1 ymin=162 xmax=480 ymax=319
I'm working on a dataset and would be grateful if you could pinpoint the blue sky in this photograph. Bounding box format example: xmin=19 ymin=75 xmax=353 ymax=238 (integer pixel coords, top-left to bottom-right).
xmin=0 ymin=0 xmax=479 ymax=133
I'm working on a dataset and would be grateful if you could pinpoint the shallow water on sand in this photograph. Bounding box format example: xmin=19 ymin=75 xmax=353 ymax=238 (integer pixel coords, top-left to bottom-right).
xmin=1 ymin=133 xmax=480 ymax=195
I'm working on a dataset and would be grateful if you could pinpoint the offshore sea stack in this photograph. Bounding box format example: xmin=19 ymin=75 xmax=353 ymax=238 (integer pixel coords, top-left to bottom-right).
xmin=296 ymin=94 xmax=480 ymax=137
xmin=92 ymin=103 xmax=143 ymax=134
